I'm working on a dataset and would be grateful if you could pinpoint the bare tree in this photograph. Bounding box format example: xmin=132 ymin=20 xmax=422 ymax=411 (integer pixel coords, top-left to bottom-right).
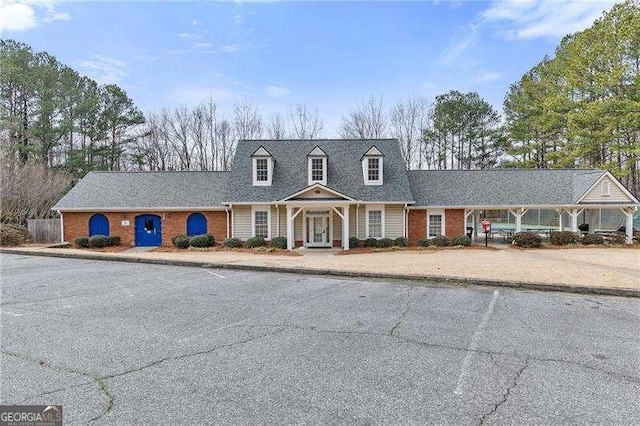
xmin=216 ymin=119 xmax=235 ymax=171
xmin=233 ymin=99 xmax=263 ymax=140
xmin=267 ymin=113 xmax=287 ymax=140
xmin=390 ymin=96 xmax=430 ymax=169
xmin=339 ymin=95 xmax=387 ymax=139
xmin=289 ymin=103 xmax=323 ymax=139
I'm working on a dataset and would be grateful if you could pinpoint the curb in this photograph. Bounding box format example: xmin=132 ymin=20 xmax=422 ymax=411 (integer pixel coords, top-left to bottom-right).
xmin=2 ymin=248 xmax=638 ymax=298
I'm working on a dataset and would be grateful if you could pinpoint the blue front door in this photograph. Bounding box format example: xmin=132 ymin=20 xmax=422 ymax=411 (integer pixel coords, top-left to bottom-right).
xmin=135 ymin=215 xmax=162 ymax=246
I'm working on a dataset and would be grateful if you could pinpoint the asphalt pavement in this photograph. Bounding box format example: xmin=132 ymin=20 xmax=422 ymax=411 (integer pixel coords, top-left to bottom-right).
xmin=1 ymin=254 xmax=639 ymax=424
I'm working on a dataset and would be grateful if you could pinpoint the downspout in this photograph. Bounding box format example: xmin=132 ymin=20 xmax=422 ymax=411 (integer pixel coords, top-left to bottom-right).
xmin=228 ymin=205 xmax=233 ymax=239
xmin=276 ymin=204 xmax=280 ymax=237
xmin=403 ymin=204 xmax=407 ymax=239
xmin=356 ymin=204 xmax=360 ymax=239
xmin=58 ymin=210 xmax=64 ymax=243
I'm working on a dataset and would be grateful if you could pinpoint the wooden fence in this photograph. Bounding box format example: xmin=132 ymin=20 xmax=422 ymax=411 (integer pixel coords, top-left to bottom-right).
xmin=27 ymin=218 xmax=61 ymax=244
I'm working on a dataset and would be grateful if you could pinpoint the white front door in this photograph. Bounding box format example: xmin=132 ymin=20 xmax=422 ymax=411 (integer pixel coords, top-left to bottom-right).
xmin=307 ymin=214 xmax=330 ymax=247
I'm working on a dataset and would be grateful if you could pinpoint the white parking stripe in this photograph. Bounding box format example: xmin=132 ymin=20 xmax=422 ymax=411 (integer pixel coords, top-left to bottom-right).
xmin=204 ymin=270 xmax=226 ymax=279
xmin=454 ymin=290 xmax=500 ymax=395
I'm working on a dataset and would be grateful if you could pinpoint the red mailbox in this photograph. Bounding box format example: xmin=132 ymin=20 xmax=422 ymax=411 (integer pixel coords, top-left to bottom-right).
xmin=481 ymin=219 xmax=492 ymax=233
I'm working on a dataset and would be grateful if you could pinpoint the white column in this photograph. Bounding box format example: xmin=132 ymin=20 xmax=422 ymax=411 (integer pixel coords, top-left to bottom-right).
xmin=515 ymin=212 xmax=522 ymax=233
xmin=570 ymin=209 xmax=579 ymax=232
xmin=556 ymin=209 xmax=563 ymax=231
xmin=342 ymin=206 xmax=350 ymax=250
xmin=623 ymin=208 xmax=634 ymax=244
xmin=286 ymin=205 xmax=293 ymax=250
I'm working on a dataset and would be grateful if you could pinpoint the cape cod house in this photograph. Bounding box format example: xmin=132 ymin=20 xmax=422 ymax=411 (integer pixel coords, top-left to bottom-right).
xmin=53 ymin=139 xmax=639 ymax=248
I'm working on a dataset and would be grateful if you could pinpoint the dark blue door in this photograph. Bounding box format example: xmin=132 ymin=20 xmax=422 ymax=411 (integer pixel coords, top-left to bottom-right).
xmin=88 ymin=214 xmax=109 ymax=236
xmin=135 ymin=214 xmax=162 ymax=246
xmin=186 ymin=212 xmax=207 ymax=236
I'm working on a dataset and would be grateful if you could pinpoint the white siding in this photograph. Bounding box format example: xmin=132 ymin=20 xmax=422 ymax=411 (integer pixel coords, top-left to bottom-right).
xmin=357 ymin=206 xmax=366 ymax=237
xmin=581 ymin=176 xmax=634 ymax=203
xmin=349 ymin=206 xmax=357 ymax=238
xmin=233 ymin=205 xmax=252 ymax=239
xmin=333 ymin=210 xmax=342 ymax=241
xmin=385 ymin=205 xmax=404 ymax=238
xmin=271 ymin=206 xmax=279 ymax=238
xmin=294 ymin=213 xmax=303 ymax=242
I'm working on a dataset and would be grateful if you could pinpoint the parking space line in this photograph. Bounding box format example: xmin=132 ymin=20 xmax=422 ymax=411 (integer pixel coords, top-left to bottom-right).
xmin=204 ymin=270 xmax=226 ymax=279
xmin=454 ymin=289 xmax=500 ymax=395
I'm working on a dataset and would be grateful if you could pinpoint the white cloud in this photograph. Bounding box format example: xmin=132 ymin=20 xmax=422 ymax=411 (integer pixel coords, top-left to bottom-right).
xmin=439 ymin=23 xmax=479 ymax=65
xmin=473 ymin=71 xmax=503 ymax=83
xmin=192 ymin=42 xmax=213 ymax=49
xmin=265 ymin=85 xmax=290 ymax=98
xmin=76 ymin=55 xmax=128 ymax=85
xmin=0 ymin=3 xmax=36 ymax=31
xmin=482 ymin=0 xmax=618 ymax=39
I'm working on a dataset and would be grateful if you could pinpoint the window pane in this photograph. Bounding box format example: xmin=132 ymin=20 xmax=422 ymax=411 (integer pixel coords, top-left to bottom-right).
xmin=428 ymin=215 xmax=442 ymax=237
xmin=311 ymin=158 xmax=323 ymax=181
xmin=369 ymin=210 xmax=382 ymax=238
xmin=368 ymin=158 xmax=379 ymax=181
xmin=256 ymin=158 xmax=268 ymax=181
xmin=254 ymin=211 xmax=268 ymax=238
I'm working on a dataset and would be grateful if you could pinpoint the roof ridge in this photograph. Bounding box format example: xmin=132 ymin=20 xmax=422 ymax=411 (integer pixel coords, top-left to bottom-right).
xmin=87 ymin=170 xmax=230 ymax=174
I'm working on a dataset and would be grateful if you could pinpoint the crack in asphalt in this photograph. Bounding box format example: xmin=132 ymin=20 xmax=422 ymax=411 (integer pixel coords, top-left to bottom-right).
xmin=478 ymin=359 xmax=529 ymax=425
xmin=389 ymin=287 xmax=412 ymax=336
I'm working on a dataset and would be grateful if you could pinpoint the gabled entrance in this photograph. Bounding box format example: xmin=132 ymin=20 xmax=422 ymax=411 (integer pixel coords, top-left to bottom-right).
xmin=306 ymin=211 xmax=331 ymax=247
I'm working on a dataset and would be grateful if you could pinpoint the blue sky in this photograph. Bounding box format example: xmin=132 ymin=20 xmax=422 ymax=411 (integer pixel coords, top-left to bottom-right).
xmin=1 ymin=0 xmax=619 ymax=135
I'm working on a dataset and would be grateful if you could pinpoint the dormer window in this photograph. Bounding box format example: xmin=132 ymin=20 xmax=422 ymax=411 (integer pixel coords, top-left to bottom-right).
xmin=362 ymin=146 xmax=383 ymax=186
xmin=251 ymin=146 xmax=273 ymax=186
xmin=307 ymin=146 xmax=327 ymax=186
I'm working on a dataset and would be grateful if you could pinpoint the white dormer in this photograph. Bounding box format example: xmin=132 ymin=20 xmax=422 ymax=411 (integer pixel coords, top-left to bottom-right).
xmin=362 ymin=146 xmax=383 ymax=186
xmin=251 ymin=146 xmax=273 ymax=186
xmin=307 ymin=146 xmax=327 ymax=186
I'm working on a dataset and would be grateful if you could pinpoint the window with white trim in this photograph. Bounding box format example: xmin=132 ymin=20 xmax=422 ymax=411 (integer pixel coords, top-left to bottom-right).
xmin=311 ymin=158 xmax=323 ymax=181
xmin=362 ymin=155 xmax=383 ymax=185
xmin=253 ymin=210 xmax=269 ymax=238
xmin=368 ymin=210 xmax=383 ymax=238
xmin=601 ymin=180 xmax=610 ymax=196
xmin=256 ymin=158 xmax=268 ymax=182
xmin=428 ymin=213 xmax=444 ymax=238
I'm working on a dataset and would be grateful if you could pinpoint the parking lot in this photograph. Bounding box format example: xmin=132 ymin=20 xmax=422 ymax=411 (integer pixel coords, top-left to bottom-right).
xmin=1 ymin=254 xmax=639 ymax=424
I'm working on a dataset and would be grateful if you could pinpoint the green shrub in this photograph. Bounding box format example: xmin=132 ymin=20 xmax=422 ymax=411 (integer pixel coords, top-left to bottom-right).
xmin=108 ymin=235 xmax=121 ymax=246
xmin=417 ymin=238 xmax=431 ymax=247
xmin=222 ymin=237 xmax=243 ymax=248
xmin=270 ymin=236 xmax=287 ymax=249
xmin=451 ymin=234 xmax=471 ymax=246
xmin=0 ymin=223 xmax=33 ymax=246
xmin=173 ymin=235 xmax=190 ymax=249
xmin=363 ymin=238 xmax=378 ymax=248
xmin=582 ymin=233 xmax=604 ymax=245
xmin=349 ymin=237 xmax=360 ymax=249
xmin=513 ymin=232 xmax=542 ymax=248
xmin=74 ymin=236 xmax=89 ymax=248
xmin=431 ymin=235 xmax=450 ymax=247
xmin=88 ymin=235 xmax=109 ymax=248
xmin=245 ymin=236 xmax=266 ymax=248
xmin=189 ymin=233 xmax=214 ymax=248
xmin=377 ymin=238 xmax=394 ymax=248
xmin=394 ymin=237 xmax=407 ymax=247
xmin=550 ymin=231 xmax=580 ymax=246
xmin=606 ymin=233 xmax=626 ymax=245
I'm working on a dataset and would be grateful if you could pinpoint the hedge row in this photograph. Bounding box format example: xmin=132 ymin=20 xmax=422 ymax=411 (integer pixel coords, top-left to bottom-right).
xmin=417 ymin=235 xmax=471 ymax=247
xmin=75 ymin=235 xmax=121 ymax=248
xmin=0 ymin=223 xmax=33 ymax=246
xmin=172 ymin=234 xmax=215 ymax=249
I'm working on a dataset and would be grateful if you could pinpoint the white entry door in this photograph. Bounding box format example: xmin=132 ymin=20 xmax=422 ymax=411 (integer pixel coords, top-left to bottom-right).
xmin=307 ymin=215 xmax=330 ymax=247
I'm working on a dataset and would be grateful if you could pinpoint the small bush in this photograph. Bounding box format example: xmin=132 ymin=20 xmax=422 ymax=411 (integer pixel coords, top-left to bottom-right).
xmin=394 ymin=237 xmax=407 ymax=247
xmin=173 ymin=235 xmax=190 ymax=249
xmin=377 ymin=238 xmax=394 ymax=248
xmin=270 ymin=236 xmax=287 ymax=249
xmin=108 ymin=235 xmax=121 ymax=246
xmin=431 ymin=235 xmax=450 ymax=247
xmin=245 ymin=236 xmax=266 ymax=248
xmin=0 ymin=223 xmax=33 ymax=246
xmin=550 ymin=231 xmax=580 ymax=246
xmin=88 ymin=235 xmax=109 ymax=248
xmin=451 ymin=234 xmax=471 ymax=246
xmin=189 ymin=233 xmax=214 ymax=248
xmin=349 ymin=237 xmax=360 ymax=249
xmin=74 ymin=236 xmax=89 ymax=248
xmin=417 ymin=238 xmax=431 ymax=247
xmin=582 ymin=233 xmax=604 ymax=245
xmin=513 ymin=232 xmax=542 ymax=248
xmin=607 ymin=233 xmax=626 ymax=245
xmin=222 ymin=237 xmax=243 ymax=248
xmin=363 ymin=238 xmax=378 ymax=248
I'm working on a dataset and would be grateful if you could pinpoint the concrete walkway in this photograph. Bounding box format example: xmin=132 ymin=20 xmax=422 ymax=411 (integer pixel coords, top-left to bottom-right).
xmin=2 ymin=245 xmax=638 ymax=296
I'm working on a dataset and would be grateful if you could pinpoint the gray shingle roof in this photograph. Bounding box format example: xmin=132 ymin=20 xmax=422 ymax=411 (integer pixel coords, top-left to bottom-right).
xmin=53 ymin=171 xmax=229 ymax=210
xmin=407 ymin=169 xmax=607 ymax=207
xmin=225 ymin=139 xmax=414 ymax=203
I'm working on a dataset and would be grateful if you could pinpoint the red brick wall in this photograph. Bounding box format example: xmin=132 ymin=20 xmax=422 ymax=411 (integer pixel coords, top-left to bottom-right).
xmin=445 ymin=209 xmax=465 ymax=237
xmin=408 ymin=209 xmax=427 ymax=246
xmin=62 ymin=210 xmax=228 ymax=247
